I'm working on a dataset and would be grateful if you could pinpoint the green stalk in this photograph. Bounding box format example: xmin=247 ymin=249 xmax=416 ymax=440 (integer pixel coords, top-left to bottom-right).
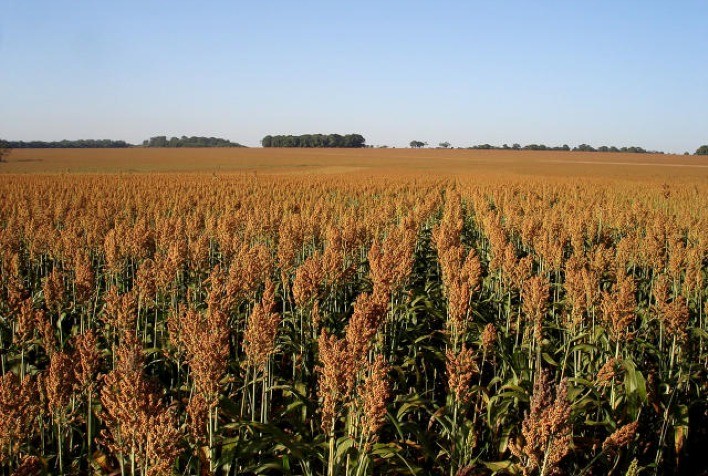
xmin=327 ymin=434 xmax=335 ymax=476
xmin=87 ymin=391 xmax=93 ymax=468
xmin=56 ymin=417 xmax=63 ymax=475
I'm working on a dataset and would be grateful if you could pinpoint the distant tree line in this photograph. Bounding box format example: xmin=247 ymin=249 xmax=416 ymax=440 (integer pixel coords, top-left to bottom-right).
xmin=463 ymin=143 xmax=665 ymax=154
xmin=573 ymin=144 xmax=663 ymax=153
xmin=696 ymin=145 xmax=708 ymax=155
xmin=408 ymin=140 xmax=680 ymax=154
xmin=4 ymin=139 xmax=131 ymax=148
xmin=1 ymin=136 xmax=249 ymax=149
xmin=464 ymin=143 xmax=572 ymax=151
xmin=262 ymin=134 xmax=365 ymax=148
xmin=143 ymin=136 xmax=245 ymax=147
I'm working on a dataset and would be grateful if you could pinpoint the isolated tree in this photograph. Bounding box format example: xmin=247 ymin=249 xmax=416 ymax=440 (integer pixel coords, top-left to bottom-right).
xmin=409 ymin=140 xmax=427 ymax=148
xmin=439 ymin=141 xmax=451 ymax=148
xmin=696 ymin=145 xmax=708 ymax=155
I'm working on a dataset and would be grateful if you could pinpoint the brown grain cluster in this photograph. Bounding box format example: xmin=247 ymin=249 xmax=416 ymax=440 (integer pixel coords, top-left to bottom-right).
xmin=243 ymin=281 xmax=281 ymax=370
xmin=317 ymin=331 xmax=356 ymax=434
xmin=596 ymin=357 xmax=624 ymax=387
xmin=357 ymin=355 xmax=391 ymax=443
xmin=446 ymin=345 xmax=479 ymax=405
xmin=0 ymin=373 xmax=39 ymax=464
xmin=602 ymin=421 xmax=638 ymax=455
xmin=179 ymin=306 xmax=230 ymax=404
xmin=523 ymin=275 xmax=550 ymax=343
xmin=511 ymin=371 xmax=572 ymax=476
xmin=601 ymin=271 xmax=637 ymax=342
xmin=100 ymin=332 xmax=182 ymax=475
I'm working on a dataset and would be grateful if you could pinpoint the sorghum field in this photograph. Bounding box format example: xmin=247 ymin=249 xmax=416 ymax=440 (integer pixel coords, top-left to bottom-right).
xmin=0 ymin=149 xmax=706 ymax=475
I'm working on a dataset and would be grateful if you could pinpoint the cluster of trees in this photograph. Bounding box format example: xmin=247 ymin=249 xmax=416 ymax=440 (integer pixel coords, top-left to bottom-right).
xmin=0 ymin=140 xmax=10 ymax=162
xmin=142 ymin=136 xmax=244 ymax=147
xmin=3 ymin=139 xmax=131 ymax=148
xmin=696 ymin=145 xmax=708 ymax=155
xmin=262 ymin=134 xmax=366 ymax=148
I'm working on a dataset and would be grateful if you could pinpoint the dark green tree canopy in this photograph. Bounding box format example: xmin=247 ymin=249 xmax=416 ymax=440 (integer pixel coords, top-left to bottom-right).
xmin=5 ymin=139 xmax=130 ymax=148
xmin=143 ymin=136 xmax=244 ymax=147
xmin=696 ymin=145 xmax=708 ymax=155
xmin=262 ymin=134 xmax=365 ymax=148
xmin=409 ymin=140 xmax=427 ymax=148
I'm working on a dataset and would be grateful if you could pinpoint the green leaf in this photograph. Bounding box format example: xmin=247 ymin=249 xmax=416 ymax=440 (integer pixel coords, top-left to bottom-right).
xmin=541 ymin=352 xmax=559 ymax=366
xmin=483 ymin=460 xmax=518 ymax=473
xmin=569 ymin=343 xmax=597 ymax=354
xmin=369 ymin=442 xmax=401 ymax=457
xmin=335 ymin=436 xmax=354 ymax=461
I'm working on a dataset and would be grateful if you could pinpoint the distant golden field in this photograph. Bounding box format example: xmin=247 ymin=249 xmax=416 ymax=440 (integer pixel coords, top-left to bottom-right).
xmin=0 ymin=148 xmax=706 ymax=475
xmin=2 ymin=147 xmax=708 ymax=180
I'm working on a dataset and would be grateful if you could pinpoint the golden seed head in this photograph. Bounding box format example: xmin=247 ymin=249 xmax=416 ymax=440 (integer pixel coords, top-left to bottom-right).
xmin=446 ymin=345 xmax=479 ymax=405
xmin=602 ymin=421 xmax=639 ymax=455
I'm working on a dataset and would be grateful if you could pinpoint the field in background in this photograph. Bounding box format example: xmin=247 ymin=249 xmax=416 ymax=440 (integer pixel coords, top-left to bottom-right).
xmin=2 ymin=147 xmax=708 ymax=180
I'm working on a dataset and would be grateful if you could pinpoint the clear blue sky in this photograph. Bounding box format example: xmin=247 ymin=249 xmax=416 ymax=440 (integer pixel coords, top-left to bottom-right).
xmin=1 ymin=0 xmax=706 ymax=152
